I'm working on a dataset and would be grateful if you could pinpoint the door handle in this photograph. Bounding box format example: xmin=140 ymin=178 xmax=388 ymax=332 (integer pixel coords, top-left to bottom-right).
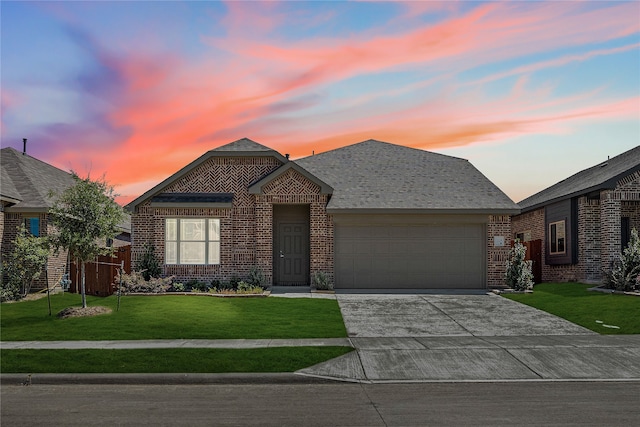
xmin=280 ymin=251 xmax=285 ymax=258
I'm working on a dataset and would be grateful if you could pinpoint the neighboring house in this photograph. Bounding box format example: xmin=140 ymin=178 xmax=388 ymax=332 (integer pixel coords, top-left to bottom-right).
xmin=1 ymin=146 xmax=132 ymax=293
xmin=512 ymin=146 xmax=640 ymax=284
xmin=127 ymin=138 xmax=519 ymax=290
xmin=1 ymin=146 xmax=75 ymax=290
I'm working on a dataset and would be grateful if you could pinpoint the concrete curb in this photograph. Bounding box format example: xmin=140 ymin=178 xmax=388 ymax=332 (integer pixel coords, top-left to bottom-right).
xmin=0 ymin=373 xmax=336 ymax=386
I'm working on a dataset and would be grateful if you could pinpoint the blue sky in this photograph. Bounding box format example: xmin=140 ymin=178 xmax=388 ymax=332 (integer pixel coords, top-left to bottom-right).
xmin=1 ymin=1 xmax=638 ymax=204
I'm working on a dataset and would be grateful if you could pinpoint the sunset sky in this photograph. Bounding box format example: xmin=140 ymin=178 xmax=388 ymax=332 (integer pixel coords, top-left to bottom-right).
xmin=1 ymin=1 xmax=639 ymax=205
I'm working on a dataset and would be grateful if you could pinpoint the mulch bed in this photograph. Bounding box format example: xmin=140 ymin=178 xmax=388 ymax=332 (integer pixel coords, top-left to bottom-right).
xmin=57 ymin=306 xmax=112 ymax=319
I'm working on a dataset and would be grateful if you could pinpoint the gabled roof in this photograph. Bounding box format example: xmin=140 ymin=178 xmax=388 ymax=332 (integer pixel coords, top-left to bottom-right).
xmin=125 ymin=138 xmax=287 ymax=211
xmin=519 ymin=145 xmax=640 ymax=212
xmin=295 ymin=139 xmax=519 ymax=214
xmin=248 ymin=162 xmax=333 ymax=195
xmin=0 ymin=147 xmax=75 ymax=211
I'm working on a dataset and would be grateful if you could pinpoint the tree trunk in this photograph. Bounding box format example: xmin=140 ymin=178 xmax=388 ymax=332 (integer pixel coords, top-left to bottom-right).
xmin=81 ymin=261 xmax=87 ymax=308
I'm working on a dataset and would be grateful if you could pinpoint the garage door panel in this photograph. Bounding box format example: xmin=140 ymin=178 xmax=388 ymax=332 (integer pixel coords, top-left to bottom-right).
xmin=335 ymin=222 xmax=485 ymax=289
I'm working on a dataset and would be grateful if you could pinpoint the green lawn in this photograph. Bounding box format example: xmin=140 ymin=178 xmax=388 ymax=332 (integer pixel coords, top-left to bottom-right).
xmin=0 ymin=347 xmax=353 ymax=373
xmin=1 ymin=293 xmax=347 ymax=341
xmin=0 ymin=293 xmax=350 ymax=373
xmin=503 ymin=283 xmax=640 ymax=334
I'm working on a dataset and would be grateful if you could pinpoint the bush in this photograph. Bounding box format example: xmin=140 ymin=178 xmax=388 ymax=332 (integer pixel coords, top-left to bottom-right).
xmin=135 ymin=242 xmax=161 ymax=281
xmin=186 ymin=279 xmax=208 ymax=292
xmin=504 ymin=240 xmax=534 ymax=291
xmin=171 ymin=282 xmax=185 ymax=292
xmin=312 ymin=271 xmax=333 ymax=291
xmin=247 ymin=267 xmax=266 ymax=289
xmin=116 ymin=271 xmax=173 ymax=293
xmin=229 ymin=276 xmax=241 ymax=290
xmin=237 ymin=281 xmax=264 ymax=294
xmin=1 ymin=277 xmax=23 ymax=302
xmin=603 ymin=228 xmax=640 ymax=292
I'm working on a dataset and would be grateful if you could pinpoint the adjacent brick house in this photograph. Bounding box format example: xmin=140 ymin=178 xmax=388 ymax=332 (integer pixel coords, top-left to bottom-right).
xmin=127 ymin=138 xmax=519 ymax=290
xmin=1 ymin=146 xmax=75 ymax=290
xmin=512 ymin=146 xmax=640 ymax=283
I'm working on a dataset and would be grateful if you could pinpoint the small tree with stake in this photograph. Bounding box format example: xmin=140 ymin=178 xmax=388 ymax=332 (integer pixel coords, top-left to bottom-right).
xmin=49 ymin=173 xmax=124 ymax=308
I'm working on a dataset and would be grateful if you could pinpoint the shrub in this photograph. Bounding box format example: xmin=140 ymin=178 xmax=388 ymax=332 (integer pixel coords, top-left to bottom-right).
xmin=4 ymin=225 xmax=49 ymax=298
xmin=229 ymin=276 xmax=241 ymax=290
xmin=1 ymin=277 xmax=22 ymax=302
xmin=603 ymin=228 xmax=640 ymax=292
xmin=171 ymin=282 xmax=185 ymax=292
xmin=237 ymin=281 xmax=264 ymax=294
xmin=134 ymin=242 xmax=162 ymax=281
xmin=247 ymin=267 xmax=266 ymax=289
xmin=504 ymin=240 xmax=534 ymax=291
xmin=312 ymin=271 xmax=333 ymax=291
xmin=186 ymin=279 xmax=207 ymax=292
xmin=116 ymin=271 xmax=173 ymax=293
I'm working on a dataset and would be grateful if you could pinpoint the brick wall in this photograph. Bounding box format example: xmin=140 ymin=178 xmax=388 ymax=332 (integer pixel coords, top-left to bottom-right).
xmin=510 ymin=172 xmax=640 ymax=284
xmin=1 ymin=212 xmax=68 ymax=290
xmin=131 ymin=156 xmax=283 ymax=284
xmin=487 ymin=215 xmax=511 ymax=288
xmin=130 ymin=156 xmax=334 ymax=286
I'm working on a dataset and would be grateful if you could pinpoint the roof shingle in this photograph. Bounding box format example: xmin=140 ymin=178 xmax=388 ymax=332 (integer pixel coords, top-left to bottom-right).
xmin=295 ymin=139 xmax=519 ymax=213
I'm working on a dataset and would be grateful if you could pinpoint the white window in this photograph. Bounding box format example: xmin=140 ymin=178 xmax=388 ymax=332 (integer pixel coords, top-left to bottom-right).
xmin=165 ymin=218 xmax=220 ymax=265
xmin=549 ymin=221 xmax=566 ymax=255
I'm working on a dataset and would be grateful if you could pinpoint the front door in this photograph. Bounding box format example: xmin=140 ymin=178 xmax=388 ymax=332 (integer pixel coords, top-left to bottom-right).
xmin=276 ymin=222 xmax=309 ymax=285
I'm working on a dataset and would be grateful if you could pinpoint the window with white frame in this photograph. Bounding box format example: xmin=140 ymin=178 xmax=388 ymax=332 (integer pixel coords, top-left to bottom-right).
xmin=165 ymin=218 xmax=220 ymax=265
xmin=549 ymin=220 xmax=566 ymax=255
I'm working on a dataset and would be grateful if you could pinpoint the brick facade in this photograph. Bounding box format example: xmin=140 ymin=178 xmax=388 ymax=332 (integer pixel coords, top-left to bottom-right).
xmin=487 ymin=215 xmax=511 ymax=288
xmin=512 ymin=173 xmax=640 ymax=284
xmin=0 ymin=211 xmax=68 ymax=290
xmin=131 ymin=156 xmax=335 ymax=286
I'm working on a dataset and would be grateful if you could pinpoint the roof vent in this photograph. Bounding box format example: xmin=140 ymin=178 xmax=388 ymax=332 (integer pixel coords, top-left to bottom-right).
xmin=22 ymin=138 xmax=27 ymax=155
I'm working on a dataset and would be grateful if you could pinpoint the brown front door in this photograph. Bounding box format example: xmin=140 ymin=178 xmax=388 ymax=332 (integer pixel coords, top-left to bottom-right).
xmin=276 ymin=222 xmax=309 ymax=285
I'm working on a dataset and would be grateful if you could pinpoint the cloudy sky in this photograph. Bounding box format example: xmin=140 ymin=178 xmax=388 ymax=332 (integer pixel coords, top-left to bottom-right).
xmin=2 ymin=1 xmax=638 ymax=205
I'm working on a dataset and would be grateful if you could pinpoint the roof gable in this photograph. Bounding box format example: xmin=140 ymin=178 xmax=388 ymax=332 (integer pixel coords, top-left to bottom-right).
xmin=519 ymin=145 xmax=640 ymax=211
xmin=1 ymin=147 xmax=75 ymax=211
xmin=126 ymin=138 xmax=287 ymax=210
xmin=248 ymin=162 xmax=333 ymax=195
xmin=296 ymin=139 xmax=519 ymax=213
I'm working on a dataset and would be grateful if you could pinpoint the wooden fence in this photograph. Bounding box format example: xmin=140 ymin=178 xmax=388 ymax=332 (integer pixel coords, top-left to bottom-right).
xmin=523 ymin=239 xmax=542 ymax=284
xmin=70 ymin=246 xmax=131 ymax=296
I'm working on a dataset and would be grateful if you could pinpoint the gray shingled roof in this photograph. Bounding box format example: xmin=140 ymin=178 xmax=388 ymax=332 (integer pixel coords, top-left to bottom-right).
xmin=295 ymin=140 xmax=519 ymax=213
xmin=1 ymin=147 xmax=75 ymax=210
xmin=519 ymin=145 xmax=640 ymax=212
xmin=213 ymin=137 xmax=275 ymax=152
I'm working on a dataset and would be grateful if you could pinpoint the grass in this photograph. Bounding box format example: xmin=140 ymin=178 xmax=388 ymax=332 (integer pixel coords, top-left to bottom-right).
xmin=0 ymin=347 xmax=354 ymax=373
xmin=503 ymin=283 xmax=640 ymax=334
xmin=1 ymin=293 xmax=347 ymax=341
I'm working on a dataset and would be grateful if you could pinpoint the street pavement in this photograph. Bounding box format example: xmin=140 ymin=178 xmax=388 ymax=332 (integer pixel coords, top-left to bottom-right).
xmin=2 ymin=291 xmax=640 ymax=384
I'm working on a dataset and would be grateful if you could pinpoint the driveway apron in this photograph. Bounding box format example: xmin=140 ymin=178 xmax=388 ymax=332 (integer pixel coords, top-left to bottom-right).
xmin=296 ymin=293 xmax=640 ymax=383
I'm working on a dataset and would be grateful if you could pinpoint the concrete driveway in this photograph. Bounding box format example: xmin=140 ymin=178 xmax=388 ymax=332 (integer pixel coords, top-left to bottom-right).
xmin=336 ymin=293 xmax=593 ymax=337
xmin=297 ymin=293 xmax=640 ymax=382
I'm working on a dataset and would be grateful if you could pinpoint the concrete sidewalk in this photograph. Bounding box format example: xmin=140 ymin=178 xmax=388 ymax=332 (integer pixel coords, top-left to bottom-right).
xmin=0 ymin=338 xmax=350 ymax=350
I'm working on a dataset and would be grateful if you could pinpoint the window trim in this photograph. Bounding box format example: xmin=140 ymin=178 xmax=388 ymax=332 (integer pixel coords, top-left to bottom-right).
xmin=549 ymin=220 xmax=566 ymax=255
xmin=165 ymin=218 xmax=221 ymax=265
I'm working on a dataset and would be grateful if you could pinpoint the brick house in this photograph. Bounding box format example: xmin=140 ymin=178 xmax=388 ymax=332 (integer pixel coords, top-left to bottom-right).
xmin=1 ymin=146 xmax=76 ymax=290
xmin=1 ymin=146 xmax=132 ymax=293
xmin=512 ymin=146 xmax=640 ymax=283
xmin=126 ymin=138 xmax=520 ymax=290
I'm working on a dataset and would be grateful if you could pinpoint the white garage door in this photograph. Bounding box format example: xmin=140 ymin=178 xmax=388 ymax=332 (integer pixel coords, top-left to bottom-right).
xmin=334 ymin=222 xmax=486 ymax=289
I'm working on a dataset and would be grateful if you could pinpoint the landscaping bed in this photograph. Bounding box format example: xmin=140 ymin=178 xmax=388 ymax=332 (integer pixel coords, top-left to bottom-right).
xmin=502 ymin=282 xmax=640 ymax=334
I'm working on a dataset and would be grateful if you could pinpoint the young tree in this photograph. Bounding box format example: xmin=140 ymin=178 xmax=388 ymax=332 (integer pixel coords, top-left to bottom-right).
xmin=4 ymin=224 xmax=50 ymax=299
xmin=135 ymin=241 xmax=161 ymax=281
xmin=49 ymin=174 xmax=125 ymax=308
